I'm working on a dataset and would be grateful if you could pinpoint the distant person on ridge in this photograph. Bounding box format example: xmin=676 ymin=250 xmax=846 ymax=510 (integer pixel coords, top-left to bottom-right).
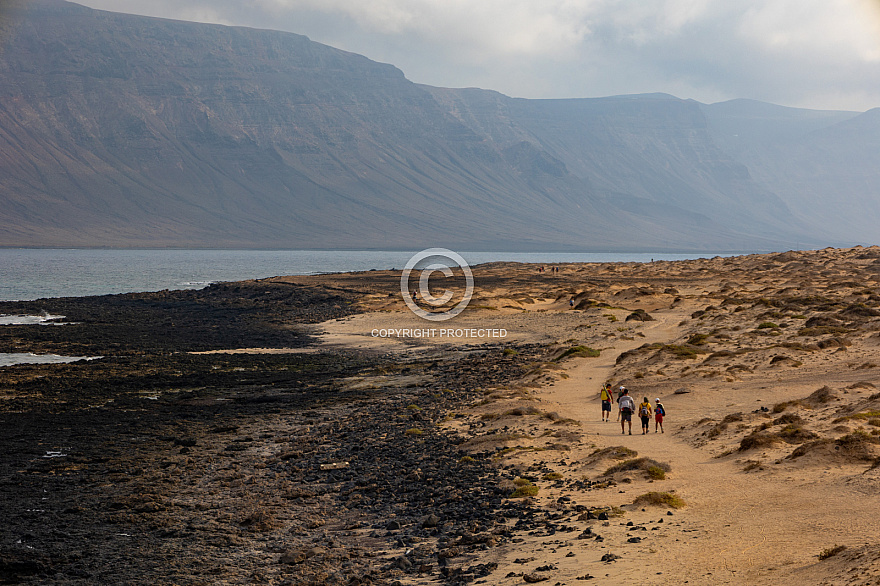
xmin=600 ymin=383 xmax=613 ymax=422
xmin=617 ymin=388 xmax=635 ymax=435
xmin=654 ymin=398 xmax=665 ymax=433
xmin=638 ymin=397 xmax=653 ymax=434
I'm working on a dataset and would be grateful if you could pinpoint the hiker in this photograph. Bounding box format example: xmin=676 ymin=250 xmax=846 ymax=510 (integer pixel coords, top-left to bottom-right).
xmin=654 ymin=398 xmax=665 ymax=433
xmin=617 ymin=388 xmax=635 ymax=435
xmin=600 ymin=383 xmax=614 ymax=422
xmin=638 ymin=397 xmax=653 ymax=434
xmin=569 ymin=298 xmax=575 ymax=309
xmin=615 ymin=385 xmax=623 ymax=422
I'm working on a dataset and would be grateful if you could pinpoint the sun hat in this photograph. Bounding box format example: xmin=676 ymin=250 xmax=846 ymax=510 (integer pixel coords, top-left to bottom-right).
xmin=655 ymin=398 xmax=661 ymax=402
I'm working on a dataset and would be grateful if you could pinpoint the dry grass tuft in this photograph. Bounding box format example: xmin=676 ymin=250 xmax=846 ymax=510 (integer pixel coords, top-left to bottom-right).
xmin=604 ymin=457 xmax=671 ymax=479
xmin=632 ymin=491 xmax=686 ymax=509
xmin=589 ymin=446 xmax=638 ymax=461
xmin=818 ymin=545 xmax=847 ymax=560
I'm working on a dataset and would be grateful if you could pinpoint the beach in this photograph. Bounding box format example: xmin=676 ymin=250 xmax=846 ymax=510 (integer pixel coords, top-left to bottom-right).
xmin=2 ymin=246 xmax=880 ymax=584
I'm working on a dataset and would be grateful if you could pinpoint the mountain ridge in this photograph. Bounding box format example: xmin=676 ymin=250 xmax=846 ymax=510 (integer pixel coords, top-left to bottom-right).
xmin=0 ymin=0 xmax=871 ymax=251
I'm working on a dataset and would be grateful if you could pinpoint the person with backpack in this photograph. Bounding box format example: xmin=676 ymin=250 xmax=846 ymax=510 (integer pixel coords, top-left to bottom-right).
xmin=638 ymin=397 xmax=653 ymax=434
xmin=600 ymin=383 xmax=614 ymax=422
xmin=654 ymin=398 xmax=666 ymax=433
xmin=616 ymin=386 xmax=624 ymax=422
xmin=617 ymin=388 xmax=635 ymax=435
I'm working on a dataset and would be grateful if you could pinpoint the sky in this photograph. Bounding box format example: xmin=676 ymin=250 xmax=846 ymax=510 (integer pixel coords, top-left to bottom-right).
xmin=74 ymin=0 xmax=880 ymax=112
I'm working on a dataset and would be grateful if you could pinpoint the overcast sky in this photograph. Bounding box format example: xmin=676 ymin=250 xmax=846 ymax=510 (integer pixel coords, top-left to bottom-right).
xmin=74 ymin=0 xmax=880 ymax=111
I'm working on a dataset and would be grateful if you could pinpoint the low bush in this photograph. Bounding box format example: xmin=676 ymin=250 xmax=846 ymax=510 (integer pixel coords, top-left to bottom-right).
xmin=659 ymin=344 xmax=708 ymax=359
xmin=604 ymin=457 xmax=671 ymax=478
xmin=555 ymin=345 xmax=601 ymax=360
xmin=589 ymin=446 xmax=638 ymax=460
xmin=510 ymin=478 xmax=539 ymax=498
xmin=818 ymin=545 xmax=847 ymax=560
xmin=632 ymin=491 xmax=686 ymax=508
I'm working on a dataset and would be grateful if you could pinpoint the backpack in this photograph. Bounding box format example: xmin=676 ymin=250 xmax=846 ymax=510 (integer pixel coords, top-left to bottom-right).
xmin=639 ymin=404 xmax=650 ymax=416
xmin=656 ymin=404 xmax=665 ymax=416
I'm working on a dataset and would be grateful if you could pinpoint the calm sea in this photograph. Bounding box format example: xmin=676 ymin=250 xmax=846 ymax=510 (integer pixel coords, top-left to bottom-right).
xmin=0 ymin=249 xmax=734 ymax=302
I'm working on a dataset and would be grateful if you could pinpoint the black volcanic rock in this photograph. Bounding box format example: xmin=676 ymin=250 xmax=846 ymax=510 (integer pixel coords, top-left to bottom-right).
xmin=0 ymin=0 xmax=856 ymax=251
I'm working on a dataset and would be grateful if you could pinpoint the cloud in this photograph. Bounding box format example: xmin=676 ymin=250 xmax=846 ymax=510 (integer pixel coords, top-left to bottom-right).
xmin=255 ymin=0 xmax=596 ymax=58
xmin=74 ymin=0 xmax=880 ymax=110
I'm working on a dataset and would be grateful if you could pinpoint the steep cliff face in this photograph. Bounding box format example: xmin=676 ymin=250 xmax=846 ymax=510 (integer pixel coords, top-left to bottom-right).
xmin=0 ymin=1 xmax=843 ymax=250
xmin=702 ymin=101 xmax=879 ymax=243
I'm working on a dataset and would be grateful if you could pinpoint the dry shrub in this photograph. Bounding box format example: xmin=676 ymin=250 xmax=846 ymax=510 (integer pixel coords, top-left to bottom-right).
xmin=773 ymin=413 xmax=803 ymax=425
xmin=818 ymin=545 xmax=847 ymax=560
xmin=833 ymin=410 xmax=880 ymax=423
xmin=588 ymin=446 xmax=638 ymax=461
xmin=777 ymin=424 xmax=819 ymax=443
xmin=604 ymin=457 xmax=671 ymax=477
xmin=510 ymin=478 xmax=539 ymax=498
xmin=632 ymin=491 xmax=686 ymax=509
xmin=555 ymin=345 xmax=600 ymax=361
xmin=646 ymin=466 xmax=666 ymax=480
xmin=789 ymin=432 xmax=879 ymax=461
xmin=505 ymin=406 xmax=542 ymax=417
xmin=739 ymin=432 xmax=782 ymax=451
xmin=836 ymin=431 xmax=880 ymax=455
xmin=772 ymin=400 xmax=800 ymax=413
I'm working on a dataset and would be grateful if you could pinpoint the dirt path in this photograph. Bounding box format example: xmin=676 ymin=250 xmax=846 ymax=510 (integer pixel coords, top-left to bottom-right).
xmin=531 ymin=307 xmax=876 ymax=585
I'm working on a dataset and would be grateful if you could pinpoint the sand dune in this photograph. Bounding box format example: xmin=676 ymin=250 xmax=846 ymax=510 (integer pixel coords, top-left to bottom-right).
xmin=282 ymin=246 xmax=880 ymax=584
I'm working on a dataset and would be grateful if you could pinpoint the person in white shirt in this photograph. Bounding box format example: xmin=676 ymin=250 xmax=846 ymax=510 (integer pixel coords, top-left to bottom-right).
xmin=617 ymin=387 xmax=635 ymax=435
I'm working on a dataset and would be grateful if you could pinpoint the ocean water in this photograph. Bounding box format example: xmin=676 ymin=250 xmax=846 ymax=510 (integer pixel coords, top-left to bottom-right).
xmin=0 ymin=248 xmax=733 ymax=302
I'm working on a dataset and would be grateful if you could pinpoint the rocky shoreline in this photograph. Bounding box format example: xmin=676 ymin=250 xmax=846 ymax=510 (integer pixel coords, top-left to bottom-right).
xmin=0 ymin=281 xmax=569 ymax=585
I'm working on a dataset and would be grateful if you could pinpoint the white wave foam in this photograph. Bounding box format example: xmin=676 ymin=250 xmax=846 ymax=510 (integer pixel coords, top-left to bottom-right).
xmin=0 ymin=314 xmax=66 ymax=325
xmin=0 ymin=353 xmax=102 ymax=367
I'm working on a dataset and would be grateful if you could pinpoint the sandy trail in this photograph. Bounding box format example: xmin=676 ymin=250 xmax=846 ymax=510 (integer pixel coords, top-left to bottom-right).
xmin=533 ymin=306 xmax=875 ymax=585
xmin=295 ymin=250 xmax=880 ymax=585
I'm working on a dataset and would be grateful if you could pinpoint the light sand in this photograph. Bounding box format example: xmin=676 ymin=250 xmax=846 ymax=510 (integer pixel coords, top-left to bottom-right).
xmin=274 ymin=247 xmax=880 ymax=584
